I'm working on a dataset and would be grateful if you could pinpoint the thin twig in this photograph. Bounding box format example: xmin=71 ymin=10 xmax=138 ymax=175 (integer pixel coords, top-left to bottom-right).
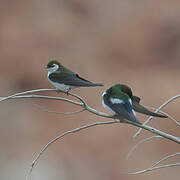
xmin=126 ymin=136 xmax=162 ymax=160
xmin=1 ymin=94 xmax=83 ymax=106
xmin=33 ymin=103 xmax=86 ymax=115
xmin=68 ymin=92 xmax=87 ymax=107
xmin=0 ymin=89 xmax=56 ymax=102
xmin=127 ymin=163 xmax=180 ymax=175
xmin=145 ymin=106 xmax=180 ymax=126
xmin=151 ymin=152 xmax=180 ymax=168
xmin=26 ymin=119 xmax=121 ymax=180
xmin=133 ymin=94 xmax=180 ymax=138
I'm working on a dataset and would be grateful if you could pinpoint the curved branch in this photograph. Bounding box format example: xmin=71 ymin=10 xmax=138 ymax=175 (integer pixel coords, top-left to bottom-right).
xmin=0 ymin=89 xmax=56 ymax=102
xmin=127 ymin=163 xmax=180 ymax=175
xmin=10 ymin=94 xmax=82 ymax=106
xmin=33 ymin=103 xmax=86 ymax=115
xmin=151 ymin=152 xmax=180 ymax=168
xmin=0 ymin=88 xmax=179 ymax=178
xmin=26 ymin=119 xmax=120 ymax=180
xmin=68 ymin=92 xmax=88 ymax=107
xmin=144 ymin=106 xmax=180 ymax=126
xmin=126 ymin=136 xmax=162 ymax=160
xmin=0 ymin=89 xmax=112 ymax=118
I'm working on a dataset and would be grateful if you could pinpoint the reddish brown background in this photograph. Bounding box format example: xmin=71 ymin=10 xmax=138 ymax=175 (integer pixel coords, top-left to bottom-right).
xmin=0 ymin=0 xmax=180 ymax=180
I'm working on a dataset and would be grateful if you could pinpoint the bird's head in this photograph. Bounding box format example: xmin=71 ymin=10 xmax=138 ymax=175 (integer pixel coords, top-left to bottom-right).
xmin=46 ymin=60 xmax=74 ymax=74
xmin=106 ymin=84 xmax=133 ymax=99
xmin=46 ymin=60 xmax=62 ymax=73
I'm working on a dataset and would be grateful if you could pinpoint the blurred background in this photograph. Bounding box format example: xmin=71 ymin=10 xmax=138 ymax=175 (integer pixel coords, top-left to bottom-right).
xmin=0 ymin=0 xmax=180 ymax=179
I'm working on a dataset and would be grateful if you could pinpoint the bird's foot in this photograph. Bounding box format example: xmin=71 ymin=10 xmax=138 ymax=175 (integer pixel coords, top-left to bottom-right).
xmin=66 ymin=90 xmax=70 ymax=96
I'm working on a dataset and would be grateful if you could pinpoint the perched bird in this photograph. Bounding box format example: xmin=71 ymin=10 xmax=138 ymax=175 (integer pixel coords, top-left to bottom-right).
xmin=46 ymin=60 xmax=103 ymax=92
xmin=102 ymin=84 xmax=141 ymax=124
xmin=102 ymin=84 xmax=167 ymax=124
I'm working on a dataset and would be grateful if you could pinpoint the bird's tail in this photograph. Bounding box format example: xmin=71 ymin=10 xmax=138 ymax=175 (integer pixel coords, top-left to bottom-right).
xmin=89 ymin=83 xmax=104 ymax=87
xmin=132 ymin=99 xmax=167 ymax=118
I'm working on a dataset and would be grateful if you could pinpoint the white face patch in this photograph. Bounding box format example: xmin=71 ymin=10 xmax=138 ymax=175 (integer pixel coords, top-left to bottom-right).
xmin=110 ymin=98 xmax=123 ymax=104
xmin=47 ymin=64 xmax=59 ymax=73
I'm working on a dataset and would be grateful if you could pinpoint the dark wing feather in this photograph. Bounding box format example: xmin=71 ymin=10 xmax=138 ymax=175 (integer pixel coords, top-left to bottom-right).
xmin=132 ymin=96 xmax=167 ymax=118
xmin=103 ymin=97 xmax=141 ymax=124
xmin=49 ymin=73 xmax=103 ymax=87
xmin=110 ymin=103 xmax=141 ymax=124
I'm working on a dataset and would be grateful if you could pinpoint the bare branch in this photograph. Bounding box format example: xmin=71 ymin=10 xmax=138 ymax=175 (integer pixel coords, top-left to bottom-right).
xmin=1 ymin=89 xmax=179 ymax=143
xmin=13 ymin=94 xmax=112 ymax=118
xmin=67 ymin=92 xmax=113 ymax=118
xmin=151 ymin=152 xmax=180 ymax=168
xmin=1 ymin=94 xmax=82 ymax=106
xmin=0 ymin=89 xmax=56 ymax=102
xmin=68 ymin=92 xmax=88 ymax=107
xmin=145 ymin=106 xmax=180 ymax=126
xmin=0 ymin=88 xmax=179 ymax=178
xmin=0 ymin=89 xmax=112 ymax=118
xmin=26 ymin=119 xmax=120 ymax=180
xmin=123 ymin=120 xmax=180 ymax=144
xmin=127 ymin=163 xmax=180 ymax=175
xmin=33 ymin=103 xmax=86 ymax=115
xmin=126 ymin=136 xmax=162 ymax=160
xmin=133 ymin=94 xmax=180 ymax=138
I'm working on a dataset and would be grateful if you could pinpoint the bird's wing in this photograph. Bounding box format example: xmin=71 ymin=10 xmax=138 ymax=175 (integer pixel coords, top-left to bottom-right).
xmin=132 ymin=96 xmax=167 ymax=118
xmin=104 ymin=97 xmax=141 ymax=124
xmin=49 ymin=73 xmax=103 ymax=87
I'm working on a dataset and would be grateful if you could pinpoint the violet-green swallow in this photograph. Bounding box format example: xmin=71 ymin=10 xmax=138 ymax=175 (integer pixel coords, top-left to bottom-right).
xmin=46 ymin=60 xmax=103 ymax=92
xmin=103 ymin=84 xmax=167 ymax=123
xmin=102 ymin=84 xmax=141 ymax=124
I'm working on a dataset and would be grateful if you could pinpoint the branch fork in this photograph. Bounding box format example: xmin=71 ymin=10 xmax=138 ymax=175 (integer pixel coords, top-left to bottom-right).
xmin=0 ymin=89 xmax=179 ymax=179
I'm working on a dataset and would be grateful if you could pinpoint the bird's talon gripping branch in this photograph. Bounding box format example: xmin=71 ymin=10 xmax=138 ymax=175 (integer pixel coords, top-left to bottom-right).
xmin=66 ymin=90 xmax=70 ymax=96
